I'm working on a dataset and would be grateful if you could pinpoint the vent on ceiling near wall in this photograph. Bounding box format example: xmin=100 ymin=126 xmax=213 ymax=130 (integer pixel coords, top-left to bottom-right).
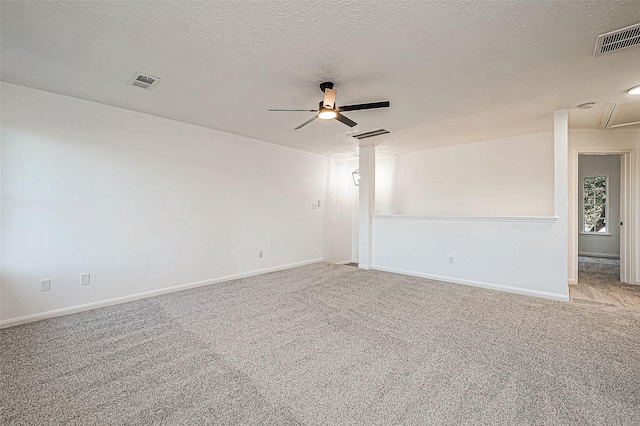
xmin=128 ymin=72 xmax=161 ymax=90
xmin=594 ymin=23 xmax=640 ymax=56
xmin=349 ymin=128 xmax=392 ymax=140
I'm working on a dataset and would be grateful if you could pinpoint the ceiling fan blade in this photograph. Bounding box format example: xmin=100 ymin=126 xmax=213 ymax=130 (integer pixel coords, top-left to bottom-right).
xmin=335 ymin=113 xmax=357 ymax=128
xmin=323 ymin=88 xmax=337 ymax=109
xmin=294 ymin=115 xmax=318 ymax=130
xmin=338 ymin=101 xmax=390 ymax=112
xmin=269 ymin=109 xmax=318 ymax=112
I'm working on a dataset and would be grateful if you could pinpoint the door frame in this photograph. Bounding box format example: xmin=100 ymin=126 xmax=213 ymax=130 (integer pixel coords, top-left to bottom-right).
xmin=570 ymin=150 xmax=635 ymax=284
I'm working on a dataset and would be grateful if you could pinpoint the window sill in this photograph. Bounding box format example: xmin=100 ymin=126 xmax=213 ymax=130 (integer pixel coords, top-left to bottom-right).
xmin=580 ymin=232 xmax=611 ymax=236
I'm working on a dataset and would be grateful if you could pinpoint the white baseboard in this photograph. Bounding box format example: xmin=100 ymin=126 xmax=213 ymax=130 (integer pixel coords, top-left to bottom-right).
xmin=371 ymin=265 xmax=570 ymax=302
xmin=335 ymin=260 xmax=355 ymax=265
xmin=358 ymin=264 xmax=371 ymax=270
xmin=0 ymin=258 xmax=325 ymax=329
xmin=568 ymin=278 xmax=577 ymax=285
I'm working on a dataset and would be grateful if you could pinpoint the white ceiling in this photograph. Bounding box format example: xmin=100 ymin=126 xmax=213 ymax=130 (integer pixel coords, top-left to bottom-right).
xmin=1 ymin=1 xmax=639 ymax=157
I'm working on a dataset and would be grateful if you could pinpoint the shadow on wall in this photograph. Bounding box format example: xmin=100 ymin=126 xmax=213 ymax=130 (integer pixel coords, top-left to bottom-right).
xmin=324 ymin=157 xmax=359 ymax=263
xmin=388 ymin=132 xmax=555 ymax=217
xmin=375 ymin=154 xmax=398 ymax=215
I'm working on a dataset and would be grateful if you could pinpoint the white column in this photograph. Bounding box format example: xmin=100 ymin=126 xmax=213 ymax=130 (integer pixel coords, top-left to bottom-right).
xmin=358 ymin=145 xmax=375 ymax=269
xmin=554 ymin=110 xmax=568 ymax=218
xmin=554 ymin=109 xmax=569 ymax=287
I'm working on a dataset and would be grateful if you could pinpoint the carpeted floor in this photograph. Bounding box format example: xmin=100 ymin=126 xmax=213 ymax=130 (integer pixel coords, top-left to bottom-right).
xmin=1 ymin=263 xmax=639 ymax=425
xmin=571 ymin=271 xmax=640 ymax=310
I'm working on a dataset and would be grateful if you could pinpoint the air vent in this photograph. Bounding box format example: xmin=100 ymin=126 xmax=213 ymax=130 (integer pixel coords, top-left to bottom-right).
xmin=128 ymin=72 xmax=161 ymax=90
xmin=349 ymin=128 xmax=391 ymax=140
xmin=594 ymin=23 xmax=640 ymax=56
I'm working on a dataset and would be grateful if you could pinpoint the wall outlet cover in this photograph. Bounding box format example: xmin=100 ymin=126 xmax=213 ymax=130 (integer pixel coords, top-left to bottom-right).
xmin=41 ymin=279 xmax=51 ymax=291
xmin=81 ymin=273 xmax=90 ymax=286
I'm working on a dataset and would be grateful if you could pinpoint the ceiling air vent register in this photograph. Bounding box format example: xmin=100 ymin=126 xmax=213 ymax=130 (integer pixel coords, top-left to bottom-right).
xmin=128 ymin=72 xmax=161 ymax=90
xmin=594 ymin=23 xmax=640 ymax=56
xmin=349 ymin=128 xmax=391 ymax=140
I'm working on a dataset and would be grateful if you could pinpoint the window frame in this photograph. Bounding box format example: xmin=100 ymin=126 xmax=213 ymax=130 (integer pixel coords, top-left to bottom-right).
xmin=581 ymin=175 xmax=610 ymax=236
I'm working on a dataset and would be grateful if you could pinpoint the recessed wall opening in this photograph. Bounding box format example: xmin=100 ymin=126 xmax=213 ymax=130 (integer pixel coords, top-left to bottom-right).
xmin=577 ymin=154 xmax=623 ymax=286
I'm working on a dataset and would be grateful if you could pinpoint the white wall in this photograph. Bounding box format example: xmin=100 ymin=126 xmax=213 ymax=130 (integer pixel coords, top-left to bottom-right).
xmin=324 ymin=157 xmax=358 ymax=263
xmin=351 ymin=190 xmax=359 ymax=262
xmin=369 ymin=118 xmax=569 ymax=301
xmin=391 ymin=132 xmax=554 ymax=216
xmin=372 ymin=216 xmax=567 ymax=300
xmin=1 ymin=83 xmax=331 ymax=324
xmin=578 ymin=154 xmax=621 ymax=258
xmin=568 ymin=129 xmax=639 ymax=285
xmin=374 ymin=154 xmax=398 ymax=215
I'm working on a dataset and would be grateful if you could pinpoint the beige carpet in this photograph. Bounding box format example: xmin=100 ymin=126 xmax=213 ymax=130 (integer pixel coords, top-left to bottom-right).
xmin=570 ymin=271 xmax=640 ymax=311
xmin=2 ymin=263 xmax=639 ymax=425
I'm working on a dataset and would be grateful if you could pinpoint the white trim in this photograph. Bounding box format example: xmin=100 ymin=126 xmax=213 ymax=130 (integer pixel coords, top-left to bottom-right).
xmin=372 ymin=215 xmax=558 ymax=223
xmin=358 ymin=145 xmax=375 ymax=269
xmin=358 ymin=264 xmax=371 ymax=270
xmin=0 ymin=258 xmax=325 ymax=329
xmin=568 ymin=278 xmax=577 ymax=285
xmin=334 ymin=260 xmax=356 ymax=265
xmin=371 ymin=265 xmax=570 ymax=302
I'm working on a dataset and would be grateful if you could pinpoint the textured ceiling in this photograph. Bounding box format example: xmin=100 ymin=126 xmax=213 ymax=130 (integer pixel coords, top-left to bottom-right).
xmin=1 ymin=1 xmax=639 ymax=156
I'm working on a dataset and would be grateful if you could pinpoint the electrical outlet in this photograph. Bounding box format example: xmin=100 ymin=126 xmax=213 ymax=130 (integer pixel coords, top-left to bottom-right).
xmin=449 ymin=256 xmax=455 ymax=264
xmin=317 ymin=200 xmax=321 ymax=207
xmin=80 ymin=273 xmax=90 ymax=286
xmin=259 ymin=250 xmax=263 ymax=258
xmin=41 ymin=279 xmax=51 ymax=292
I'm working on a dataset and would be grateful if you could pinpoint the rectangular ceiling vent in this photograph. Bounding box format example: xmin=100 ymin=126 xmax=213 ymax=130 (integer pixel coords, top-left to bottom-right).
xmin=594 ymin=23 xmax=640 ymax=56
xmin=349 ymin=128 xmax=392 ymax=140
xmin=128 ymin=72 xmax=161 ymax=90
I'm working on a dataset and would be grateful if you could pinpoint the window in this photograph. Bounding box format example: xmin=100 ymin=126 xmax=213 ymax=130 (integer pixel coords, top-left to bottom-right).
xmin=583 ymin=176 xmax=608 ymax=233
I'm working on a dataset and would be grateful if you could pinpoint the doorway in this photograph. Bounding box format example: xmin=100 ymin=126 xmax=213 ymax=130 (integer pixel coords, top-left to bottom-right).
xmin=577 ymin=154 xmax=622 ymax=285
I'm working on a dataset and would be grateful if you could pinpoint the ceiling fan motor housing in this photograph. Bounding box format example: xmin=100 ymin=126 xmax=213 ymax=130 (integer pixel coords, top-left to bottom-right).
xmin=320 ymin=82 xmax=337 ymax=110
xmin=319 ymin=81 xmax=334 ymax=92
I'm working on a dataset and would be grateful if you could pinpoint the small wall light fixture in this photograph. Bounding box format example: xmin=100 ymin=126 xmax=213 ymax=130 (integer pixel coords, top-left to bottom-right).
xmin=352 ymin=169 xmax=360 ymax=186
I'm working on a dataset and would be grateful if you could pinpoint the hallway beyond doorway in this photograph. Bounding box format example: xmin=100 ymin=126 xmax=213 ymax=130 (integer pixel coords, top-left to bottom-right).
xmin=570 ymin=271 xmax=639 ymax=309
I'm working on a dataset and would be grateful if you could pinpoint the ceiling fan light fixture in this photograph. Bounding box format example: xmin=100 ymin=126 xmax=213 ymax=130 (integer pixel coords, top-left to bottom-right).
xmin=269 ymin=81 xmax=389 ymax=130
xmin=627 ymin=85 xmax=640 ymax=95
xmin=318 ymin=108 xmax=338 ymax=119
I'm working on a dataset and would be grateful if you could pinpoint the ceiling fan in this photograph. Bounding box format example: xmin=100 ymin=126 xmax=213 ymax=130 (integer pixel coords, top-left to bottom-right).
xmin=269 ymin=82 xmax=390 ymax=130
